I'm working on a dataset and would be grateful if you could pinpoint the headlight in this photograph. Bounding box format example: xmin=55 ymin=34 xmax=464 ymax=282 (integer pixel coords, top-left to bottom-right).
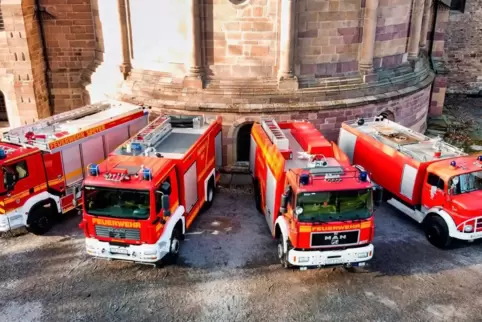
xmin=143 ymin=249 xmax=157 ymax=256
xmin=358 ymin=252 xmax=369 ymax=258
xmin=464 ymin=225 xmax=473 ymax=233
xmin=298 ymin=256 xmax=310 ymax=263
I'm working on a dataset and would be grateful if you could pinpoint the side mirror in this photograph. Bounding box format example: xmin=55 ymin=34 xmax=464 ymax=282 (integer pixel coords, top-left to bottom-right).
xmin=372 ymin=185 xmax=383 ymax=207
xmin=161 ymin=182 xmax=171 ymax=195
xmin=4 ymin=170 xmax=15 ymax=191
xmin=280 ymin=193 xmax=288 ymax=214
xmin=162 ymin=194 xmax=171 ymax=217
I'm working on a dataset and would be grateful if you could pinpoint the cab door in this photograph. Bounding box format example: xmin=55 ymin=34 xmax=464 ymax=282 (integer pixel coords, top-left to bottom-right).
xmin=3 ymin=153 xmax=47 ymax=217
xmin=422 ymin=172 xmax=447 ymax=209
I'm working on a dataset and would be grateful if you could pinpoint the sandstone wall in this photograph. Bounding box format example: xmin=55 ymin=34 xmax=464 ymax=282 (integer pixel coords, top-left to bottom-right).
xmin=202 ymin=0 xmax=279 ymax=78
xmin=445 ymin=1 xmax=482 ymax=93
xmin=40 ymin=0 xmax=96 ymax=112
xmin=373 ymin=0 xmax=411 ymax=68
xmin=0 ymin=0 xmax=40 ymax=126
xmin=296 ymin=0 xmax=362 ymax=77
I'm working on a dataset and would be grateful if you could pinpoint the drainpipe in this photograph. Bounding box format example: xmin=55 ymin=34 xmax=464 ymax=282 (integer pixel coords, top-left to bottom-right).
xmin=34 ymin=1 xmax=55 ymax=116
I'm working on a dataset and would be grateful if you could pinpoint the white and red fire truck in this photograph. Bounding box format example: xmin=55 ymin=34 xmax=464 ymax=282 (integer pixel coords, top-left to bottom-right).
xmin=339 ymin=116 xmax=482 ymax=248
xmin=250 ymin=118 xmax=376 ymax=269
xmin=80 ymin=114 xmax=222 ymax=266
xmin=0 ymin=101 xmax=149 ymax=234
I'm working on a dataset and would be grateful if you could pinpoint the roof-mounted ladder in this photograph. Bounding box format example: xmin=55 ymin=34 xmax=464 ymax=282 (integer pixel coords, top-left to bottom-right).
xmin=130 ymin=115 xmax=172 ymax=147
xmin=3 ymin=102 xmax=112 ymax=145
xmin=261 ymin=118 xmax=289 ymax=150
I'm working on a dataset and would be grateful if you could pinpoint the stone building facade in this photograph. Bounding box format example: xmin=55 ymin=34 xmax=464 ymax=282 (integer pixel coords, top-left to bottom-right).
xmin=445 ymin=0 xmax=482 ymax=94
xmin=0 ymin=0 xmax=454 ymax=167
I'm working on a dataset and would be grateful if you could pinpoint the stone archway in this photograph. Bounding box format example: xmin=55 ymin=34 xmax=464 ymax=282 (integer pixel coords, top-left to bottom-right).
xmin=236 ymin=122 xmax=253 ymax=163
xmin=379 ymin=110 xmax=395 ymax=121
xmin=0 ymin=91 xmax=8 ymax=122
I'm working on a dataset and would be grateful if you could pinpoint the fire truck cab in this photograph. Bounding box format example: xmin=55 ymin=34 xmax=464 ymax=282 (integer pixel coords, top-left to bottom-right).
xmin=81 ymin=114 xmax=222 ymax=266
xmin=250 ymin=118 xmax=375 ymax=269
xmin=0 ymin=101 xmax=148 ymax=234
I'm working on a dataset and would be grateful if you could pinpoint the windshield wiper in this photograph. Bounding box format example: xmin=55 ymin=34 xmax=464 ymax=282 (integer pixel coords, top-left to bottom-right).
xmin=306 ymin=216 xmax=331 ymax=224
xmin=336 ymin=214 xmax=365 ymax=222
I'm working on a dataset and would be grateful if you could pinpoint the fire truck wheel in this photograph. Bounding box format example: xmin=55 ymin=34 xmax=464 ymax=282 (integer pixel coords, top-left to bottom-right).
xmin=277 ymin=238 xmax=292 ymax=268
xmin=166 ymin=227 xmax=182 ymax=265
xmin=203 ymin=181 xmax=215 ymax=211
xmin=26 ymin=205 xmax=54 ymax=235
xmin=424 ymin=215 xmax=452 ymax=249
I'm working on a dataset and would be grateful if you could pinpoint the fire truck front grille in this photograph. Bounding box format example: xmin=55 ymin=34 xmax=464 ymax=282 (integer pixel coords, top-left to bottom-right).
xmin=476 ymin=218 xmax=482 ymax=232
xmin=95 ymin=225 xmax=141 ymax=241
xmin=310 ymin=230 xmax=359 ymax=247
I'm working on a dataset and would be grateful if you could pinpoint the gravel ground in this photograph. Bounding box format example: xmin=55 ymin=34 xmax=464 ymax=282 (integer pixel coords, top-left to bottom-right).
xmin=1 ymin=187 xmax=482 ymax=322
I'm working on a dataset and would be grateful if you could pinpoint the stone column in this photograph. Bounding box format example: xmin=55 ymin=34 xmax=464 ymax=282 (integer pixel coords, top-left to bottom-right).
xmin=419 ymin=0 xmax=432 ymax=48
xmin=359 ymin=0 xmax=379 ymax=72
xmin=278 ymin=0 xmax=298 ymax=90
xmin=184 ymin=0 xmax=203 ymax=89
xmin=407 ymin=0 xmax=425 ymax=60
xmin=117 ymin=0 xmax=131 ymax=79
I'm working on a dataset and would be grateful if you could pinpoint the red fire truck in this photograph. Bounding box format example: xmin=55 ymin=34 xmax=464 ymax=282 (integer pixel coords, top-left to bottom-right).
xmin=250 ymin=118 xmax=376 ymax=269
xmin=339 ymin=116 xmax=482 ymax=248
xmin=0 ymin=101 xmax=149 ymax=234
xmin=80 ymin=114 xmax=222 ymax=266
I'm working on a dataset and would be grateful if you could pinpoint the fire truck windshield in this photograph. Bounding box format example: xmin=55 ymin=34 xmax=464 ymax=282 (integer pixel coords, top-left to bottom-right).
xmin=449 ymin=170 xmax=482 ymax=195
xmin=84 ymin=186 xmax=151 ymax=220
xmin=295 ymin=189 xmax=372 ymax=222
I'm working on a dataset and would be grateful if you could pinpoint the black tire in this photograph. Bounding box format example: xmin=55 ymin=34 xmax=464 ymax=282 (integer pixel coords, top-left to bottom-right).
xmin=424 ymin=215 xmax=452 ymax=248
xmin=382 ymin=189 xmax=392 ymax=202
xmin=253 ymin=180 xmax=262 ymax=213
xmin=203 ymin=181 xmax=215 ymax=211
xmin=26 ymin=205 xmax=54 ymax=235
xmin=165 ymin=228 xmax=182 ymax=265
xmin=277 ymin=237 xmax=292 ymax=269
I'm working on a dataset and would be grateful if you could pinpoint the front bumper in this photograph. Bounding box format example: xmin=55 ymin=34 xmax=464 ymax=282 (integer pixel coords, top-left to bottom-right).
xmin=0 ymin=212 xmax=25 ymax=232
xmin=451 ymin=230 xmax=482 ymax=241
xmin=85 ymin=238 xmax=169 ymax=264
xmin=287 ymin=244 xmax=374 ymax=267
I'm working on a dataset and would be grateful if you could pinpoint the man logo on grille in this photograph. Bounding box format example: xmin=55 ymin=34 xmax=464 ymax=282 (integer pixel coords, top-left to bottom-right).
xmin=108 ymin=228 xmax=126 ymax=238
xmin=324 ymin=233 xmax=347 ymax=245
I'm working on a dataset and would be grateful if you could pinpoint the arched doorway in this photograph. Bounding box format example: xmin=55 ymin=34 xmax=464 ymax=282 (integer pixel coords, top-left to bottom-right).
xmin=0 ymin=91 xmax=8 ymax=123
xmin=236 ymin=122 xmax=253 ymax=163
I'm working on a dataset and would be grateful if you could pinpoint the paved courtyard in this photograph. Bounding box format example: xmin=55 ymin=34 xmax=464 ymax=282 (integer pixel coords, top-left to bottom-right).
xmin=1 ymin=187 xmax=482 ymax=322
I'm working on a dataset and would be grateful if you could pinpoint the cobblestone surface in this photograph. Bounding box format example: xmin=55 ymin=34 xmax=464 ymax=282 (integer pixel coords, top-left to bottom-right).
xmin=1 ymin=188 xmax=482 ymax=322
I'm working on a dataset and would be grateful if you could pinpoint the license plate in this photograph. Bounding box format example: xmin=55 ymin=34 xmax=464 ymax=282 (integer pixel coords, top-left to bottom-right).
xmin=469 ymin=232 xmax=482 ymax=239
xmin=110 ymin=247 xmax=128 ymax=255
xmin=325 ymin=257 xmax=343 ymax=265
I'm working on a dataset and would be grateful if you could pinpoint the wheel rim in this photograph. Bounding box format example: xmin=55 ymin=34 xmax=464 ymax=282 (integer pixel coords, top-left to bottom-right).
xmin=426 ymin=224 xmax=441 ymax=244
xmin=208 ymin=188 xmax=213 ymax=202
xmin=277 ymin=242 xmax=284 ymax=261
xmin=171 ymin=237 xmax=180 ymax=255
xmin=37 ymin=216 xmax=49 ymax=229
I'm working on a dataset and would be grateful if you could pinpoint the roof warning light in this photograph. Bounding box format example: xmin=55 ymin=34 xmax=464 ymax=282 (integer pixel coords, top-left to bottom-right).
xmin=0 ymin=148 xmax=6 ymax=160
xmin=299 ymin=173 xmax=310 ymax=185
xmin=359 ymin=171 xmax=368 ymax=182
xmin=142 ymin=168 xmax=152 ymax=181
xmin=89 ymin=163 xmax=99 ymax=176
